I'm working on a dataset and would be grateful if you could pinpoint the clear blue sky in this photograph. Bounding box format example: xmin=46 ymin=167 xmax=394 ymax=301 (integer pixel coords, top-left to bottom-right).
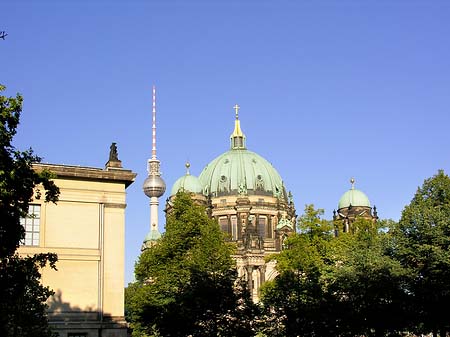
xmin=2 ymin=1 xmax=450 ymax=285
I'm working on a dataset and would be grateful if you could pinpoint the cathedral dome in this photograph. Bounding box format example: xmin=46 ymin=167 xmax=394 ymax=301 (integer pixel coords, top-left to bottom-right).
xmin=199 ymin=110 xmax=286 ymax=199
xmin=338 ymin=178 xmax=371 ymax=209
xmin=171 ymin=163 xmax=203 ymax=195
xmin=199 ymin=149 xmax=285 ymax=198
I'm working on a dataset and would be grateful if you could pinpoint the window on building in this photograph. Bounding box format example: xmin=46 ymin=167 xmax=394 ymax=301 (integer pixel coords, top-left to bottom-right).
xmin=231 ymin=216 xmax=238 ymax=240
xmin=267 ymin=216 xmax=273 ymax=238
xmin=20 ymin=204 xmax=40 ymax=246
xmin=258 ymin=216 xmax=266 ymax=238
xmin=219 ymin=217 xmax=228 ymax=233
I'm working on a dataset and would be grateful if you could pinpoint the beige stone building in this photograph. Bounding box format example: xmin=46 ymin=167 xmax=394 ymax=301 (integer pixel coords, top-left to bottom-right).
xmin=18 ymin=148 xmax=136 ymax=337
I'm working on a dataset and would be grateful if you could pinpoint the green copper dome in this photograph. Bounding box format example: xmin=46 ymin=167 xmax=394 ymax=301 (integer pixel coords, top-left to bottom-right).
xmin=199 ymin=110 xmax=286 ymax=199
xmin=171 ymin=163 xmax=203 ymax=196
xmin=143 ymin=228 xmax=161 ymax=245
xmin=338 ymin=178 xmax=371 ymax=209
xmin=199 ymin=149 xmax=285 ymax=198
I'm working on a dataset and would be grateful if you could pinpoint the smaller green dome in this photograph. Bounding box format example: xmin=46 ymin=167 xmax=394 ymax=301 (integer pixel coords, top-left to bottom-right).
xmin=142 ymin=228 xmax=162 ymax=250
xmin=144 ymin=228 xmax=162 ymax=242
xmin=338 ymin=178 xmax=371 ymax=209
xmin=171 ymin=163 xmax=203 ymax=196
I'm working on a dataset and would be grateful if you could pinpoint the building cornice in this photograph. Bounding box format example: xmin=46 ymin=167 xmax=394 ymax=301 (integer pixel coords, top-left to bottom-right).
xmin=33 ymin=163 xmax=137 ymax=188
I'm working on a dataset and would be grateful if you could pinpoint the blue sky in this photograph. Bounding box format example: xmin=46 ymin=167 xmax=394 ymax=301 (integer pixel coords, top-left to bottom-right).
xmin=2 ymin=1 xmax=450 ymax=285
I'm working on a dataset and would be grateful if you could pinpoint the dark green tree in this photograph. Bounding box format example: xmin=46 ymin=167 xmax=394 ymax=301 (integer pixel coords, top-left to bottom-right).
xmin=126 ymin=191 xmax=258 ymax=337
xmin=395 ymin=170 xmax=450 ymax=336
xmin=329 ymin=218 xmax=410 ymax=337
xmin=0 ymin=85 xmax=60 ymax=337
xmin=261 ymin=205 xmax=410 ymax=337
xmin=261 ymin=205 xmax=336 ymax=337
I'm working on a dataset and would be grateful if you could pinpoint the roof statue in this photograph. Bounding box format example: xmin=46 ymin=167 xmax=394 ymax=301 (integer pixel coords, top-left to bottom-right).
xmin=109 ymin=142 xmax=119 ymax=161
xmin=105 ymin=142 xmax=122 ymax=169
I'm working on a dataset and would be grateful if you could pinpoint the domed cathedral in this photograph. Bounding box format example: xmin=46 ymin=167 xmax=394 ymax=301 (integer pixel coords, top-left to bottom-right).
xmin=167 ymin=105 xmax=296 ymax=301
xmin=333 ymin=178 xmax=378 ymax=234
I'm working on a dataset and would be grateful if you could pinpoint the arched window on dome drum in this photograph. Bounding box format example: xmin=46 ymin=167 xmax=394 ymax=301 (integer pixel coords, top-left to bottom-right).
xmin=231 ymin=216 xmax=238 ymax=240
xmin=258 ymin=216 xmax=266 ymax=238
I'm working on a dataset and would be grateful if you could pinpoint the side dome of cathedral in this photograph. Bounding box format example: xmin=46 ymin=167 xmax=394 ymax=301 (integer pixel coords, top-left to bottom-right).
xmin=171 ymin=163 xmax=203 ymax=195
xmin=334 ymin=178 xmax=378 ymax=234
xmin=338 ymin=181 xmax=371 ymax=209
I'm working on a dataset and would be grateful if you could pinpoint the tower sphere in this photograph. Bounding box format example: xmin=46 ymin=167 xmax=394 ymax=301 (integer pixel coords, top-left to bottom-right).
xmin=143 ymin=175 xmax=166 ymax=198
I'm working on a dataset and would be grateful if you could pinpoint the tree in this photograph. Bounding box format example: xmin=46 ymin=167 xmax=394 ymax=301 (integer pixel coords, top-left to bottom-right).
xmin=261 ymin=205 xmax=336 ymax=337
xmin=126 ymin=191 xmax=258 ymax=337
xmin=329 ymin=218 xmax=410 ymax=337
xmin=395 ymin=170 xmax=450 ymax=336
xmin=261 ymin=205 xmax=410 ymax=337
xmin=0 ymin=85 xmax=60 ymax=337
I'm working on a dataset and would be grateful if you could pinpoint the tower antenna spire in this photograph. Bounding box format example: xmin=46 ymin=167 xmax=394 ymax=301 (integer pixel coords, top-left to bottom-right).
xmin=152 ymin=85 xmax=157 ymax=159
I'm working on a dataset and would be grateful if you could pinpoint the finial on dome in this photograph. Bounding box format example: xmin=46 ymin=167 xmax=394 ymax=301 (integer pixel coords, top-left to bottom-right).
xmin=185 ymin=162 xmax=191 ymax=175
xmin=350 ymin=177 xmax=355 ymax=190
xmin=234 ymin=104 xmax=240 ymax=119
xmin=230 ymin=104 xmax=246 ymax=149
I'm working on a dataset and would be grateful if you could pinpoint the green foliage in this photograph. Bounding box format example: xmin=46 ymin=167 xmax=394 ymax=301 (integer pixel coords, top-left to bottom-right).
xmin=262 ymin=205 xmax=335 ymax=337
xmin=0 ymin=85 xmax=60 ymax=337
xmin=127 ymin=191 xmax=258 ymax=337
xmin=0 ymin=85 xmax=59 ymax=258
xmin=395 ymin=170 xmax=450 ymax=335
xmin=0 ymin=254 xmax=58 ymax=337
xmin=262 ymin=205 xmax=409 ymax=337
xmin=329 ymin=218 xmax=410 ymax=336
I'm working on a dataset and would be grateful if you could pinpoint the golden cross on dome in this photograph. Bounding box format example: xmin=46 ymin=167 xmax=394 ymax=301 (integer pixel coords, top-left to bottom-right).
xmin=233 ymin=104 xmax=240 ymax=119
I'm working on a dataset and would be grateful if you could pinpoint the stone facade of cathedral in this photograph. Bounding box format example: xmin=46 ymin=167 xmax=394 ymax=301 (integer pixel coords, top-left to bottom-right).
xmin=166 ymin=107 xmax=297 ymax=301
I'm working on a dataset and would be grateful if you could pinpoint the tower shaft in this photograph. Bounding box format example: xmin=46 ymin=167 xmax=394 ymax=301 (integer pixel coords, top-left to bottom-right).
xmin=150 ymin=197 xmax=159 ymax=232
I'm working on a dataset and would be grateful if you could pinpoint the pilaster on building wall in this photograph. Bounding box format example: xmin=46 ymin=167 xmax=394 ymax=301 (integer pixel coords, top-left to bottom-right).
xmin=18 ymin=160 xmax=136 ymax=337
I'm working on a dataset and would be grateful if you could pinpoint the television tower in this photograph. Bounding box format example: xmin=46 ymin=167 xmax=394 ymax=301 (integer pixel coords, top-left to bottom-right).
xmin=142 ymin=86 xmax=166 ymax=250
